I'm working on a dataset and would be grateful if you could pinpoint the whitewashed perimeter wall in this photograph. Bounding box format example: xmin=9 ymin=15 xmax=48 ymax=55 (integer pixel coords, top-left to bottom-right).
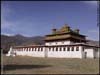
xmin=13 ymin=46 xmax=83 ymax=58
xmin=8 ymin=46 xmax=99 ymax=59
xmin=84 ymin=48 xmax=94 ymax=58
xmin=15 ymin=47 xmax=46 ymax=57
xmin=45 ymin=41 xmax=74 ymax=46
xmin=47 ymin=46 xmax=83 ymax=58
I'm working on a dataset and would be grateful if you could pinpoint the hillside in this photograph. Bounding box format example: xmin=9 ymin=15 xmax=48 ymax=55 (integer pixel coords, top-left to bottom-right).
xmin=1 ymin=34 xmax=99 ymax=54
xmin=86 ymin=40 xmax=99 ymax=46
xmin=1 ymin=34 xmax=45 ymax=53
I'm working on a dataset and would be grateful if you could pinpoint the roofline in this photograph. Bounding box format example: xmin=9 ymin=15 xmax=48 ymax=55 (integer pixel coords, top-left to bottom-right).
xmin=45 ymin=32 xmax=86 ymax=37
xmin=13 ymin=44 xmax=100 ymax=48
xmin=44 ymin=37 xmax=86 ymax=41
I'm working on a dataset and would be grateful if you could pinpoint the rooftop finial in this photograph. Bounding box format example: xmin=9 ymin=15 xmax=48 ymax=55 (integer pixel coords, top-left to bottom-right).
xmin=64 ymin=24 xmax=69 ymax=27
xmin=74 ymin=29 xmax=80 ymax=34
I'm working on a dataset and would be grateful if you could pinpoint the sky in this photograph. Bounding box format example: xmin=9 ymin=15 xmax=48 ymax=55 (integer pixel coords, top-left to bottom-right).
xmin=1 ymin=1 xmax=99 ymax=41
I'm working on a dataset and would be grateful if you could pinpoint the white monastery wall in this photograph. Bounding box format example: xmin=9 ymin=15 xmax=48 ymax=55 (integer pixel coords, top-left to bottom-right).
xmin=12 ymin=46 xmax=83 ymax=58
xmin=84 ymin=48 xmax=94 ymax=58
xmin=8 ymin=45 xmax=99 ymax=59
xmin=15 ymin=47 xmax=46 ymax=57
xmin=47 ymin=46 xmax=82 ymax=58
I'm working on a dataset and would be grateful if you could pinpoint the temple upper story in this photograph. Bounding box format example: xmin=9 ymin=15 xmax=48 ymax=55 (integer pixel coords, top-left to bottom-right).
xmin=44 ymin=24 xmax=86 ymax=45
xmin=51 ymin=24 xmax=79 ymax=34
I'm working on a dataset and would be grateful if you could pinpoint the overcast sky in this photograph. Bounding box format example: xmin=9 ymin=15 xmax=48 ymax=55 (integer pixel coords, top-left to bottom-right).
xmin=1 ymin=1 xmax=99 ymax=41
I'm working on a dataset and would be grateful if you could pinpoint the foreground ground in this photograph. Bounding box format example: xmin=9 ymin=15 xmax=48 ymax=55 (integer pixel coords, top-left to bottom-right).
xmin=1 ymin=55 xmax=99 ymax=74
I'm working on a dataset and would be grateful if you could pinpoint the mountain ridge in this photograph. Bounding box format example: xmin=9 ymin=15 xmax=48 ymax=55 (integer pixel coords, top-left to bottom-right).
xmin=1 ymin=34 xmax=45 ymax=53
xmin=1 ymin=34 xmax=99 ymax=54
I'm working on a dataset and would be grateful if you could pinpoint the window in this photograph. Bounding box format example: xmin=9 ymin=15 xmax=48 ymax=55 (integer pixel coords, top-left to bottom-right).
xmin=24 ymin=48 xmax=26 ymax=51
xmin=39 ymin=48 xmax=41 ymax=51
xmin=21 ymin=48 xmax=23 ymax=51
xmin=62 ymin=41 xmax=64 ymax=44
xmin=59 ymin=47 xmax=62 ymax=51
xmin=35 ymin=48 xmax=36 ymax=51
xmin=37 ymin=48 xmax=38 ymax=51
xmin=71 ymin=47 xmax=74 ymax=51
xmin=63 ymin=47 xmax=66 ymax=51
xmin=56 ymin=47 xmax=58 ymax=51
xmin=26 ymin=48 xmax=28 ymax=51
xmin=27 ymin=48 xmax=29 ymax=51
xmin=34 ymin=48 xmax=35 ymax=51
xmin=67 ymin=47 xmax=70 ymax=51
xmin=76 ymin=47 xmax=79 ymax=51
xmin=49 ymin=47 xmax=51 ymax=51
xmin=29 ymin=48 xmax=30 ymax=51
xmin=23 ymin=48 xmax=24 ymax=51
xmin=41 ymin=48 xmax=43 ymax=51
xmin=52 ymin=47 xmax=54 ymax=51
xmin=32 ymin=48 xmax=33 ymax=51
xmin=37 ymin=48 xmax=40 ymax=51
xmin=30 ymin=48 xmax=32 ymax=51
xmin=24 ymin=48 xmax=25 ymax=51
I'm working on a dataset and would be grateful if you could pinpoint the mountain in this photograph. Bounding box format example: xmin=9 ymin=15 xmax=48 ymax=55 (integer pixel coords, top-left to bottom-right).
xmin=1 ymin=34 xmax=99 ymax=54
xmin=86 ymin=40 xmax=99 ymax=46
xmin=1 ymin=34 xmax=45 ymax=54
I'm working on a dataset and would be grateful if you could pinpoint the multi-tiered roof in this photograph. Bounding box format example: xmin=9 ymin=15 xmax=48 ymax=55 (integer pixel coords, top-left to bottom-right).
xmin=45 ymin=24 xmax=86 ymax=43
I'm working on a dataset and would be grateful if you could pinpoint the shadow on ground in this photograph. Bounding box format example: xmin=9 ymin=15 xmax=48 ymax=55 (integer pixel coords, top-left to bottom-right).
xmin=3 ymin=64 xmax=52 ymax=71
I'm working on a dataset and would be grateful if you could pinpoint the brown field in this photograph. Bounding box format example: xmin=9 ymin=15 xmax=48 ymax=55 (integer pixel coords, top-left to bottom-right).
xmin=1 ymin=55 xmax=99 ymax=74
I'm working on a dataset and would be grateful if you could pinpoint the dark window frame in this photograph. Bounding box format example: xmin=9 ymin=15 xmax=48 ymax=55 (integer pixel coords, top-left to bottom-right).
xmin=59 ymin=47 xmax=62 ymax=51
xmin=67 ymin=47 xmax=70 ymax=51
xmin=76 ymin=47 xmax=79 ymax=51
xmin=56 ymin=47 xmax=58 ymax=51
xmin=71 ymin=47 xmax=74 ymax=51
xmin=63 ymin=47 xmax=66 ymax=51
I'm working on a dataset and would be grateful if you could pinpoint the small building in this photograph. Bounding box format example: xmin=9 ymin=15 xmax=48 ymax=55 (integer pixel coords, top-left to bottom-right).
xmin=7 ymin=24 xmax=100 ymax=58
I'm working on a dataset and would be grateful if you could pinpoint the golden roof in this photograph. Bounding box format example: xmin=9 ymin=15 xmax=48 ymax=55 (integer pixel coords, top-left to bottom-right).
xmin=52 ymin=24 xmax=71 ymax=34
xmin=45 ymin=24 xmax=86 ymax=41
xmin=51 ymin=24 xmax=80 ymax=35
xmin=45 ymin=34 xmax=85 ymax=41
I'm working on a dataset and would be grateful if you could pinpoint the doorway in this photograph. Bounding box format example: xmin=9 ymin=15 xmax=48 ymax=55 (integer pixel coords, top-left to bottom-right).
xmin=84 ymin=52 xmax=87 ymax=58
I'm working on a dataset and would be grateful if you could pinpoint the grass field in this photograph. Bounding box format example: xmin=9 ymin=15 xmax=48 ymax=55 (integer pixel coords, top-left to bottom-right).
xmin=1 ymin=55 xmax=99 ymax=74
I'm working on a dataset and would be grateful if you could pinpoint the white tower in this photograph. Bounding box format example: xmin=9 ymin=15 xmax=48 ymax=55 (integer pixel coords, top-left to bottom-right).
xmin=6 ymin=46 xmax=15 ymax=56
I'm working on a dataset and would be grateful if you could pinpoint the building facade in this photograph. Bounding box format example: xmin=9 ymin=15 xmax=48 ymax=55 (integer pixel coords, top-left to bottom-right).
xmin=6 ymin=24 xmax=100 ymax=58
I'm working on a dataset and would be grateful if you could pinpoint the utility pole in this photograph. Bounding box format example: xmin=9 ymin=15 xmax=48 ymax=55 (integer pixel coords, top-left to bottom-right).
xmin=1 ymin=48 xmax=4 ymax=74
xmin=97 ymin=1 xmax=99 ymax=27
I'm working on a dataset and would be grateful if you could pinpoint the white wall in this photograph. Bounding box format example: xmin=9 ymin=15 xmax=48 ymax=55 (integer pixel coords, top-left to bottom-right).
xmin=84 ymin=48 xmax=94 ymax=58
xmin=11 ymin=46 xmax=99 ymax=59
xmin=13 ymin=46 xmax=83 ymax=58
xmin=47 ymin=46 xmax=82 ymax=58
xmin=15 ymin=47 xmax=45 ymax=57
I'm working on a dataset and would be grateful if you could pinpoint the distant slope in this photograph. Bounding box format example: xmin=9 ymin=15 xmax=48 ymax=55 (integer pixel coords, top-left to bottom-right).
xmin=86 ymin=40 xmax=99 ymax=46
xmin=1 ymin=34 xmax=45 ymax=53
xmin=1 ymin=34 xmax=99 ymax=54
